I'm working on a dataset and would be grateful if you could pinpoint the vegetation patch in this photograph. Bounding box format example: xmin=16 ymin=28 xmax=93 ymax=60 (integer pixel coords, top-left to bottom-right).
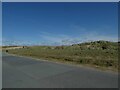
xmin=5 ymin=40 xmax=119 ymax=71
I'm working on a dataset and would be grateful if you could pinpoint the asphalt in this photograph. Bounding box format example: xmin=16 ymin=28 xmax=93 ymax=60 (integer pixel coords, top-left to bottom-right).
xmin=2 ymin=52 xmax=118 ymax=88
xmin=0 ymin=51 xmax=2 ymax=89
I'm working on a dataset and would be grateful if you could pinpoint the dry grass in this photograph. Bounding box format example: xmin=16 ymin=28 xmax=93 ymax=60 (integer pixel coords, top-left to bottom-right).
xmin=0 ymin=46 xmax=2 ymax=50
xmin=6 ymin=41 xmax=119 ymax=71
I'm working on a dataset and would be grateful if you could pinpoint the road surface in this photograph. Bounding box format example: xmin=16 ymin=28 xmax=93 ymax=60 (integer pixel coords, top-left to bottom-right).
xmin=2 ymin=52 xmax=118 ymax=88
xmin=0 ymin=51 xmax=2 ymax=89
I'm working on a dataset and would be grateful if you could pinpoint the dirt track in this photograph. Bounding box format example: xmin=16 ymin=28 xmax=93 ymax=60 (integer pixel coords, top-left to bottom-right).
xmin=3 ymin=46 xmax=23 ymax=50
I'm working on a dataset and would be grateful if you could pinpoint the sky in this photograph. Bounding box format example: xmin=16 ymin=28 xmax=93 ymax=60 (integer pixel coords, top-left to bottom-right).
xmin=0 ymin=2 xmax=1 ymax=46
xmin=2 ymin=2 xmax=118 ymax=46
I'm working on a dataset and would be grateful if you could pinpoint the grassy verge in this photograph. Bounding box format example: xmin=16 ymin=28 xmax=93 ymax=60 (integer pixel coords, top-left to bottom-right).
xmin=5 ymin=41 xmax=119 ymax=72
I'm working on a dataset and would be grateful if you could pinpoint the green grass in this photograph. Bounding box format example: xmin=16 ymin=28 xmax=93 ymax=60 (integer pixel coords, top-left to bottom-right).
xmin=6 ymin=40 xmax=119 ymax=71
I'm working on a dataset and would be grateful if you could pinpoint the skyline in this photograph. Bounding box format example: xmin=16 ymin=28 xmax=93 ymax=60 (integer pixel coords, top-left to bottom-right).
xmin=2 ymin=2 xmax=118 ymax=46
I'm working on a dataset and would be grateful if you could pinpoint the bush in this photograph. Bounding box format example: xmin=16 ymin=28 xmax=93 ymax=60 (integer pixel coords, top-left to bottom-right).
xmin=6 ymin=50 xmax=8 ymax=52
xmin=101 ymin=44 xmax=108 ymax=50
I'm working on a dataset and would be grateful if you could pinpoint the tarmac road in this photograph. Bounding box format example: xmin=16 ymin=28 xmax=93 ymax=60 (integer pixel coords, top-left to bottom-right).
xmin=2 ymin=52 xmax=118 ymax=88
xmin=0 ymin=51 xmax=2 ymax=89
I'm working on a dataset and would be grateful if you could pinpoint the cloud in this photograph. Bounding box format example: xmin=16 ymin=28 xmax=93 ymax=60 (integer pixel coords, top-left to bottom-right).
xmin=39 ymin=32 xmax=72 ymax=43
xmin=2 ymin=39 xmax=37 ymax=46
xmin=70 ymin=24 xmax=87 ymax=32
xmin=38 ymin=31 xmax=118 ymax=45
xmin=2 ymin=30 xmax=118 ymax=46
xmin=84 ymin=32 xmax=118 ymax=42
xmin=0 ymin=33 xmax=1 ymax=46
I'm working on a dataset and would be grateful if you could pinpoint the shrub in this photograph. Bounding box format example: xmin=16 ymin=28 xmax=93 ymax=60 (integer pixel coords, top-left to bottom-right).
xmin=6 ymin=50 xmax=8 ymax=52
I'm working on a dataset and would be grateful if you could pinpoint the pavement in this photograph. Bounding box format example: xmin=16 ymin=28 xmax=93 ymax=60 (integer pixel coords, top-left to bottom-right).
xmin=2 ymin=52 xmax=118 ymax=88
xmin=0 ymin=51 xmax=2 ymax=89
